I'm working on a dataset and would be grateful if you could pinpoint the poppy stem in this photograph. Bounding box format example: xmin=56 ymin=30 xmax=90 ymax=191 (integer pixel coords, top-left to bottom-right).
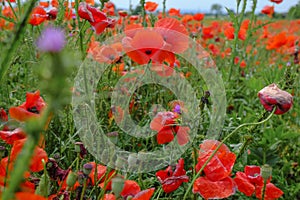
xmin=140 ymin=0 xmax=146 ymax=27
xmin=183 ymin=107 xmax=276 ymax=200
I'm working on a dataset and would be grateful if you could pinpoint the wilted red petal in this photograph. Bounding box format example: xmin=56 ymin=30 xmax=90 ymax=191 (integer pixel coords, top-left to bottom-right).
xmin=193 ymin=176 xmax=236 ymax=199
xmin=234 ymin=172 xmax=255 ymax=196
xmin=120 ymin=180 xmax=141 ymax=198
xmin=132 ymin=188 xmax=155 ymax=200
xmin=258 ymin=83 xmax=293 ymax=115
xmin=255 ymin=183 xmax=284 ymax=199
xmin=156 ymin=158 xmax=188 ymax=193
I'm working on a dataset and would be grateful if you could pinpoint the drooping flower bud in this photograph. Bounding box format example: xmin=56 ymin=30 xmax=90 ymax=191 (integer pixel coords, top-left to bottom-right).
xmin=261 ymin=164 xmax=272 ymax=180
xmin=111 ymin=175 xmax=125 ymax=198
xmin=258 ymin=83 xmax=293 ymax=115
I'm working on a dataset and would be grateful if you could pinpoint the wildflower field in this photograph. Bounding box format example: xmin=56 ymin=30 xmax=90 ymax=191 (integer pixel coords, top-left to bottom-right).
xmin=0 ymin=0 xmax=299 ymax=199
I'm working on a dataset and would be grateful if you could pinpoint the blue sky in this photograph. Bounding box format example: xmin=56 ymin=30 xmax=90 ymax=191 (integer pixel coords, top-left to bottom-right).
xmin=111 ymin=0 xmax=299 ymax=13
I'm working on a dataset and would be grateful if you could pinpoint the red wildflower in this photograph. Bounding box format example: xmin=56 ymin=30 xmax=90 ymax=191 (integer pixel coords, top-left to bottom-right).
xmin=193 ymin=176 xmax=236 ymax=199
xmin=156 ymin=158 xmax=189 ymax=193
xmin=261 ymin=6 xmax=274 ymax=17
xmin=193 ymin=140 xmax=236 ymax=199
xmin=78 ymin=2 xmax=116 ymax=34
xmin=234 ymin=165 xmax=284 ymax=199
xmin=144 ymin=1 xmax=158 ymax=12
xmin=258 ymin=83 xmax=293 ymax=114
xmin=150 ymin=111 xmax=189 ymax=145
xmin=10 ymin=139 xmax=48 ymax=172
xmin=15 ymin=192 xmax=47 ymax=200
xmin=193 ymin=13 xmax=205 ymax=21
xmin=168 ymin=8 xmax=180 ymax=17
xmin=118 ymin=10 xmax=128 ymax=17
xmin=29 ymin=6 xmax=47 ymax=26
xmin=270 ymin=0 xmax=283 ymax=4
xmin=195 ymin=140 xmax=236 ymax=181
xmin=0 ymin=108 xmax=8 ymax=122
xmin=122 ymin=29 xmax=173 ymax=65
xmin=9 ymin=90 xmax=46 ymax=122
xmin=0 ymin=128 xmax=26 ymax=144
xmin=154 ymin=18 xmax=189 ymax=53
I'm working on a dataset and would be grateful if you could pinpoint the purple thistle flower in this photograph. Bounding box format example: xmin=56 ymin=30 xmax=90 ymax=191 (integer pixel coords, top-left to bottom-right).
xmin=173 ymin=104 xmax=181 ymax=114
xmin=36 ymin=26 xmax=66 ymax=52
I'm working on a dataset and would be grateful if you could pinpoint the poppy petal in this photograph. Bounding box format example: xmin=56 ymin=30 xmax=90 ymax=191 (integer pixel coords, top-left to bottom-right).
xmin=193 ymin=176 xmax=236 ymax=199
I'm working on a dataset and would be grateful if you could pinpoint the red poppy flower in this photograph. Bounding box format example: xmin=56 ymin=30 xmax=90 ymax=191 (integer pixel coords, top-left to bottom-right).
xmin=270 ymin=0 xmax=283 ymax=4
xmin=15 ymin=192 xmax=47 ymax=200
xmin=193 ymin=176 xmax=236 ymax=199
xmin=10 ymin=139 xmax=48 ymax=172
xmin=258 ymin=83 xmax=293 ymax=115
xmin=118 ymin=10 xmax=128 ymax=17
xmin=0 ymin=128 xmax=26 ymax=144
xmin=261 ymin=6 xmax=274 ymax=17
xmin=47 ymin=8 xmax=58 ymax=20
xmin=132 ymin=188 xmax=155 ymax=200
xmin=88 ymin=162 xmax=115 ymax=189
xmin=9 ymin=90 xmax=46 ymax=122
xmin=168 ymin=8 xmax=180 ymax=17
xmin=29 ymin=6 xmax=47 ymax=26
xmin=144 ymin=1 xmax=158 ymax=12
xmin=193 ymin=13 xmax=205 ymax=21
xmin=122 ymin=29 xmax=173 ymax=65
xmin=78 ymin=2 xmax=116 ymax=34
xmin=150 ymin=111 xmax=178 ymax=132
xmin=255 ymin=183 xmax=284 ymax=199
xmin=195 ymin=140 xmax=236 ymax=181
xmin=120 ymin=180 xmax=141 ymax=198
xmin=156 ymin=158 xmax=189 ymax=193
xmin=234 ymin=165 xmax=283 ymax=199
xmin=154 ymin=18 xmax=189 ymax=53
xmin=0 ymin=108 xmax=8 ymax=122
xmin=266 ymin=32 xmax=287 ymax=50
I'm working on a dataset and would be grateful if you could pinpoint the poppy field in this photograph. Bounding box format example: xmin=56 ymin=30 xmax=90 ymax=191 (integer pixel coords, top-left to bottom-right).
xmin=0 ymin=0 xmax=299 ymax=199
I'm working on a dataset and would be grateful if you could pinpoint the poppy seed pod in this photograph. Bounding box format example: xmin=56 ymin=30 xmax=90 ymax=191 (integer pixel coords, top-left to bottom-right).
xmin=258 ymin=83 xmax=293 ymax=115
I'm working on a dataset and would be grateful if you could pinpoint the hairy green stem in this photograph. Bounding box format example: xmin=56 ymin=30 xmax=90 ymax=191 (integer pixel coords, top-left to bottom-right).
xmin=183 ymin=108 xmax=276 ymax=199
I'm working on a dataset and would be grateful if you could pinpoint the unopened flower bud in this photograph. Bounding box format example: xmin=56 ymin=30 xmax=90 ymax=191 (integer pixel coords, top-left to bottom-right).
xmin=75 ymin=142 xmax=87 ymax=158
xmin=111 ymin=175 xmax=125 ymax=198
xmin=258 ymin=83 xmax=293 ymax=115
xmin=66 ymin=172 xmax=77 ymax=187
xmin=261 ymin=164 xmax=272 ymax=180
xmin=83 ymin=163 xmax=93 ymax=175
xmin=77 ymin=172 xmax=86 ymax=185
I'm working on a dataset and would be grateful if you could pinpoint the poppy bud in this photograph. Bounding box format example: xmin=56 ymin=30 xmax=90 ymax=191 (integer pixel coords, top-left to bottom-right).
xmin=258 ymin=83 xmax=293 ymax=115
xmin=111 ymin=175 xmax=125 ymax=198
xmin=261 ymin=164 xmax=272 ymax=180
xmin=83 ymin=163 xmax=93 ymax=175
xmin=66 ymin=171 xmax=78 ymax=187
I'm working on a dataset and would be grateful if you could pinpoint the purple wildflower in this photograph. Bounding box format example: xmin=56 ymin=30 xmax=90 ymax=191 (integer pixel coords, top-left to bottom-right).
xmin=173 ymin=104 xmax=181 ymax=114
xmin=36 ymin=26 xmax=66 ymax=52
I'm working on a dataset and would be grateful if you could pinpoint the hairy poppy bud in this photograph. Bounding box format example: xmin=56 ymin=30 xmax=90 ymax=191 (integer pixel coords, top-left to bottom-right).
xmin=258 ymin=83 xmax=293 ymax=115
xmin=111 ymin=175 xmax=125 ymax=198
xmin=261 ymin=164 xmax=272 ymax=180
